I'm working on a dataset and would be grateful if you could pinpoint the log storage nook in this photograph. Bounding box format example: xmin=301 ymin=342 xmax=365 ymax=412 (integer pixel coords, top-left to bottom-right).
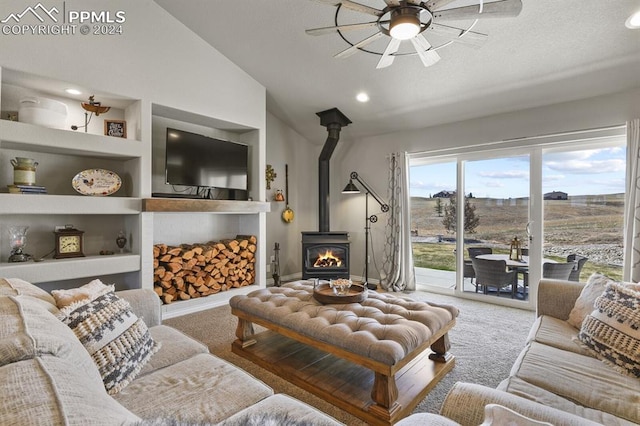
xmin=153 ymin=235 xmax=257 ymax=304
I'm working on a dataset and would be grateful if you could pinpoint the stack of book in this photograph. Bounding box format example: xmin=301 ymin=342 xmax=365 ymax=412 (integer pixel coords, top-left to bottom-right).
xmin=7 ymin=184 xmax=47 ymax=194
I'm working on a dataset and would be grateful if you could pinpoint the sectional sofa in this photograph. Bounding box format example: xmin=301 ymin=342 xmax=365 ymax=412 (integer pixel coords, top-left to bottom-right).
xmin=0 ymin=277 xmax=343 ymax=425
xmin=402 ymin=276 xmax=640 ymax=426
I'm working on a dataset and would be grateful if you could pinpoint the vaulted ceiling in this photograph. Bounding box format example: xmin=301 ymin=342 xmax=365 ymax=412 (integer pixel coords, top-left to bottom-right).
xmin=155 ymin=0 xmax=640 ymax=143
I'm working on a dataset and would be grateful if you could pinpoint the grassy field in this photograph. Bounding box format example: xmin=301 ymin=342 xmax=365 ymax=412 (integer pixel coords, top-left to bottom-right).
xmin=411 ymin=195 xmax=624 ymax=281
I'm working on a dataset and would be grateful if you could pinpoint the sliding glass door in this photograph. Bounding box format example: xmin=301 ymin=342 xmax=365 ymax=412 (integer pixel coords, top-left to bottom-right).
xmin=542 ymin=146 xmax=625 ymax=282
xmin=409 ymin=126 xmax=626 ymax=307
xmin=410 ymin=161 xmax=458 ymax=290
xmin=463 ymin=155 xmax=530 ymax=299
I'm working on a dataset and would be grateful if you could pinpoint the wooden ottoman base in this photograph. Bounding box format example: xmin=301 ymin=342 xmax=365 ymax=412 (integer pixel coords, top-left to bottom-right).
xmin=230 ymin=286 xmax=457 ymax=425
xmin=232 ymin=328 xmax=455 ymax=426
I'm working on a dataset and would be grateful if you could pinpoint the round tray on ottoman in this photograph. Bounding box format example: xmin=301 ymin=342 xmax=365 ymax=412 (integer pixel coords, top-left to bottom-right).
xmin=313 ymin=282 xmax=367 ymax=304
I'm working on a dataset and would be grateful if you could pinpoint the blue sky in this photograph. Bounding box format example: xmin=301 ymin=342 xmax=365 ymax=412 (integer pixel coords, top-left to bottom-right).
xmin=410 ymin=147 xmax=626 ymax=199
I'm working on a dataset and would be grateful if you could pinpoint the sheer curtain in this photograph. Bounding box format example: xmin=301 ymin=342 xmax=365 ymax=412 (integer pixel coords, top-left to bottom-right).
xmin=624 ymin=118 xmax=640 ymax=282
xmin=381 ymin=152 xmax=416 ymax=291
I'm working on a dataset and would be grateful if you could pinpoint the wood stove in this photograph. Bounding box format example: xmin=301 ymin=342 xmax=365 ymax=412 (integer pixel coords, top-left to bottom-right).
xmin=301 ymin=108 xmax=352 ymax=281
xmin=301 ymin=232 xmax=350 ymax=280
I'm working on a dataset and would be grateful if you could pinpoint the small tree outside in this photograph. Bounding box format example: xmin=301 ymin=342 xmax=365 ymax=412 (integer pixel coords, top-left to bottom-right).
xmin=434 ymin=197 xmax=444 ymax=217
xmin=442 ymin=196 xmax=480 ymax=234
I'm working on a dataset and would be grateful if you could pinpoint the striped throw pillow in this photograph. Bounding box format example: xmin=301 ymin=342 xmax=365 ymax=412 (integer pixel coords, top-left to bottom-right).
xmin=59 ymin=289 xmax=160 ymax=394
xmin=578 ymin=282 xmax=640 ymax=378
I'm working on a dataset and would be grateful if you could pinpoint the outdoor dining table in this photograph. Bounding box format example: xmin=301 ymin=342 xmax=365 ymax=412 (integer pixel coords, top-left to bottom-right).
xmin=475 ymin=254 xmax=557 ymax=293
xmin=475 ymin=254 xmax=556 ymax=268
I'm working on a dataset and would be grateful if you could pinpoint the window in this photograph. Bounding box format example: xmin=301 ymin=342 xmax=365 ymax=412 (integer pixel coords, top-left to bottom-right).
xmin=409 ymin=126 xmax=626 ymax=307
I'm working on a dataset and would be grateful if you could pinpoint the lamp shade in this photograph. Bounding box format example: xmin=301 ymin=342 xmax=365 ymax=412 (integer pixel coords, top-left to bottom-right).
xmin=389 ymin=9 xmax=420 ymax=40
xmin=342 ymin=179 xmax=360 ymax=193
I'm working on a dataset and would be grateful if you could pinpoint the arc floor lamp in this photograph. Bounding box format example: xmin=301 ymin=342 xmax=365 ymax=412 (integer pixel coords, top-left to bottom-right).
xmin=342 ymin=171 xmax=389 ymax=290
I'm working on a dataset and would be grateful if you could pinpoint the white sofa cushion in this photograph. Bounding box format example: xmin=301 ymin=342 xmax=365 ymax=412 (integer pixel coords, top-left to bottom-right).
xmin=114 ymin=353 xmax=273 ymax=423
xmin=0 ymin=277 xmax=58 ymax=313
xmin=507 ymin=341 xmax=640 ymax=424
xmin=526 ymin=315 xmax=592 ymax=356
xmin=0 ymin=356 xmax=140 ymax=425
xmin=138 ymin=325 xmax=209 ymax=377
xmin=567 ymin=272 xmax=611 ymax=329
xmin=218 ymin=394 xmax=344 ymax=426
xmin=0 ymin=295 xmax=102 ymax=382
xmin=480 ymin=404 xmax=553 ymax=426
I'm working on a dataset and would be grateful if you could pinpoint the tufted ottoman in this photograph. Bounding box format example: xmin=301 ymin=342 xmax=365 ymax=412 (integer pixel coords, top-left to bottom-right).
xmin=229 ymin=281 xmax=459 ymax=425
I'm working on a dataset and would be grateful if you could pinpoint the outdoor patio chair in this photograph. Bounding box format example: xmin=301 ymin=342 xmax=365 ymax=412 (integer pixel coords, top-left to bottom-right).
xmin=471 ymin=257 xmax=517 ymax=298
xmin=566 ymin=254 xmax=588 ymax=282
xmin=465 ymin=247 xmax=493 ymax=292
xmin=542 ymin=262 xmax=575 ymax=280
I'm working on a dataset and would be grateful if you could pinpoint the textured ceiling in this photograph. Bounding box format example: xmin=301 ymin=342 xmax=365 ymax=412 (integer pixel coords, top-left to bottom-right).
xmin=154 ymin=0 xmax=640 ymax=144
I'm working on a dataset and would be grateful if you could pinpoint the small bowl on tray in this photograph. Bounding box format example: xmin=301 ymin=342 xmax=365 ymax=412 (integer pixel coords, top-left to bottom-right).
xmin=312 ymin=279 xmax=367 ymax=304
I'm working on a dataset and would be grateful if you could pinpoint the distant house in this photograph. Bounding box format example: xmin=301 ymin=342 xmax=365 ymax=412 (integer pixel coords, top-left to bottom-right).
xmin=544 ymin=191 xmax=568 ymax=200
xmin=433 ymin=190 xmax=456 ymax=198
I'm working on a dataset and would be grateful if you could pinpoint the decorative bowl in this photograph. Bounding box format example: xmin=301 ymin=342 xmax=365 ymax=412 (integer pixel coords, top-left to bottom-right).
xmin=330 ymin=278 xmax=352 ymax=296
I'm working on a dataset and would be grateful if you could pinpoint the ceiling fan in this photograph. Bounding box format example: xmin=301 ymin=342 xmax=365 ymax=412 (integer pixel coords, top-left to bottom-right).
xmin=305 ymin=0 xmax=523 ymax=68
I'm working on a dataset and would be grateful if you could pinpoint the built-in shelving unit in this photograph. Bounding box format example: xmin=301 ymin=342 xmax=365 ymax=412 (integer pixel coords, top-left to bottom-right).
xmin=0 ymin=120 xmax=144 ymax=158
xmin=0 ymin=67 xmax=267 ymax=317
xmin=0 ymin=254 xmax=141 ymax=284
xmin=0 ymin=195 xmax=141 ymax=215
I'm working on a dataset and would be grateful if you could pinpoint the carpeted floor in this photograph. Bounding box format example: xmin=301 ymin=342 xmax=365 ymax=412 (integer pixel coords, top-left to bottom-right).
xmin=164 ymin=290 xmax=535 ymax=425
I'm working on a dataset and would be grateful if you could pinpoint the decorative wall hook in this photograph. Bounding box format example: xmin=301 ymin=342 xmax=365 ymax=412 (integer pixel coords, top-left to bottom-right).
xmin=266 ymin=164 xmax=277 ymax=190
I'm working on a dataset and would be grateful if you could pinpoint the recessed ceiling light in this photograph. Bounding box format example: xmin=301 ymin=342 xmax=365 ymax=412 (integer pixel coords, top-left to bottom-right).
xmin=65 ymin=88 xmax=82 ymax=95
xmin=626 ymin=10 xmax=640 ymax=29
xmin=356 ymin=92 xmax=369 ymax=103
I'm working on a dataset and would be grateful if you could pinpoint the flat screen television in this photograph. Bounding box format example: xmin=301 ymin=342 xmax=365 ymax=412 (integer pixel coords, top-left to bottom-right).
xmin=165 ymin=127 xmax=248 ymax=191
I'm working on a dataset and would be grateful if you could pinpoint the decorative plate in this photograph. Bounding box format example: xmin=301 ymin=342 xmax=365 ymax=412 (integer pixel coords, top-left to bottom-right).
xmin=72 ymin=169 xmax=121 ymax=196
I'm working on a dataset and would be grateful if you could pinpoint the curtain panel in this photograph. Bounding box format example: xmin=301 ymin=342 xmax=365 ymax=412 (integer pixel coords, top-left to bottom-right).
xmin=624 ymin=118 xmax=640 ymax=282
xmin=381 ymin=152 xmax=416 ymax=291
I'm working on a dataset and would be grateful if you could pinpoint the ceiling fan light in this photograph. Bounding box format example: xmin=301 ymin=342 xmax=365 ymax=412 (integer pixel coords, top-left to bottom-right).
xmin=390 ymin=9 xmax=421 ymax=40
xmin=626 ymin=10 xmax=640 ymax=29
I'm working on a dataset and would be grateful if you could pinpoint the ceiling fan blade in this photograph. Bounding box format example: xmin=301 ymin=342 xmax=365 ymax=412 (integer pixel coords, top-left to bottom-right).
xmin=404 ymin=0 xmax=422 ymax=5
xmin=306 ymin=21 xmax=380 ymax=36
xmin=376 ymin=38 xmax=401 ymax=69
xmin=427 ymin=22 xmax=488 ymax=48
xmin=383 ymin=0 xmax=401 ymax=6
xmin=340 ymin=0 xmax=384 ymax=16
xmin=425 ymin=0 xmax=458 ymax=11
xmin=308 ymin=0 xmax=383 ymax=16
xmin=433 ymin=0 xmax=523 ymax=21
xmin=334 ymin=32 xmax=385 ymax=58
xmin=410 ymin=34 xmax=441 ymax=67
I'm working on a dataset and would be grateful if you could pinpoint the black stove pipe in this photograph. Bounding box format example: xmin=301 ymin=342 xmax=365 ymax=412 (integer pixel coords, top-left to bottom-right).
xmin=316 ymin=108 xmax=352 ymax=232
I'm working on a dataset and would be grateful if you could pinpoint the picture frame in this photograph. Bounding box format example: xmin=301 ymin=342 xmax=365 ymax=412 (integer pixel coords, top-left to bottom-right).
xmin=104 ymin=119 xmax=127 ymax=138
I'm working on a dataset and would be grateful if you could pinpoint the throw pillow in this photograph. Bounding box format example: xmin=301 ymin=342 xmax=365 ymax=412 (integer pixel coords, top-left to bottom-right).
xmin=577 ymin=281 xmax=640 ymax=378
xmin=51 ymin=278 xmax=112 ymax=308
xmin=58 ymin=288 xmax=160 ymax=394
xmin=480 ymin=404 xmax=553 ymax=426
xmin=567 ymin=272 xmax=613 ymax=329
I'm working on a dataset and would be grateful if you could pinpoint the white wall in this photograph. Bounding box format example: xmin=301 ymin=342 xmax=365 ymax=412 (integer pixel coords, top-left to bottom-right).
xmin=265 ymin=111 xmax=319 ymax=280
xmin=330 ymin=88 xmax=640 ymax=281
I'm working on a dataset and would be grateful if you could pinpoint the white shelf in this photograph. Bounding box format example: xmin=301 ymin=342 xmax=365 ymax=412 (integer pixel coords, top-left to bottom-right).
xmin=161 ymin=284 xmax=259 ymax=319
xmin=0 ymin=194 xmax=141 ymax=214
xmin=0 ymin=120 xmax=144 ymax=159
xmin=0 ymin=254 xmax=140 ymax=284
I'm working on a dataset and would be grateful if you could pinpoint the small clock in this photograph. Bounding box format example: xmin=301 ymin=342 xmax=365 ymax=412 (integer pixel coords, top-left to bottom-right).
xmin=54 ymin=226 xmax=85 ymax=259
